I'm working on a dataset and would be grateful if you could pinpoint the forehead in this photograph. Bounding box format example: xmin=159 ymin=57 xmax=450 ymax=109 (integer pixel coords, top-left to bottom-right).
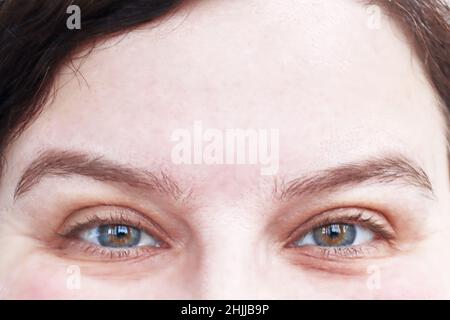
xmin=5 ymin=0 xmax=447 ymax=189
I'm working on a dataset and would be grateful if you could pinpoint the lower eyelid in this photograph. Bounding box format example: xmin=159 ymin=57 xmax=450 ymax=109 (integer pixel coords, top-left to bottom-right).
xmin=316 ymin=244 xmax=379 ymax=259
xmin=53 ymin=237 xmax=166 ymax=262
xmin=287 ymin=238 xmax=391 ymax=260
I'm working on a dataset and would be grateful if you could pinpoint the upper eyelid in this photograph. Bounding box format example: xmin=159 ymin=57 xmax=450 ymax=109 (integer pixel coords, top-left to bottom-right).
xmin=62 ymin=214 xmax=144 ymax=237
xmin=58 ymin=206 xmax=141 ymax=235
xmin=58 ymin=205 xmax=174 ymax=245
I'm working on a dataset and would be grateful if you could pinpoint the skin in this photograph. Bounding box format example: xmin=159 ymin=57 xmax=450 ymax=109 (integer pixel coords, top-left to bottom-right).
xmin=0 ymin=0 xmax=450 ymax=299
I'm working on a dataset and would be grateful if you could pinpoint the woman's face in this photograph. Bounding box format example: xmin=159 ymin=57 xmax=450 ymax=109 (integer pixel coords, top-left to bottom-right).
xmin=1 ymin=0 xmax=449 ymax=299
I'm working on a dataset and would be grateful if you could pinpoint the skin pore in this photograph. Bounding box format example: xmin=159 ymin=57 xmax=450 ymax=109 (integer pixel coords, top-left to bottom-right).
xmin=0 ymin=0 xmax=450 ymax=299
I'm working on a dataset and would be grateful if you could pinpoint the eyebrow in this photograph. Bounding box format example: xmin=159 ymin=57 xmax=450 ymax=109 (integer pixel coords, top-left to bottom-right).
xmin=14 ymin=151 xmax=434 ymax=204
xmin=14 ymin=149 xmax=188 ymax=201
xmin=275 ymin=155 xmax=434 ymax=201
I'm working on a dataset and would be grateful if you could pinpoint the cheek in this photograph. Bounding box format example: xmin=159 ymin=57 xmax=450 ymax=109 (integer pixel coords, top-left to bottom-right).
xmin=1 ymin=251 xmax=96 ymax=299
xmin=2 ymin=253 xmax=93 ymax=299
xmin=6 ymin=259 xmax=123 ymax=299
xmin=371 ymin=283 xmax=441 ymax=300
xmin=3 ymin=253 xmax=195 ymax=299
xmin=7 ymin=267 xmax=78 ymax=299
xmin=3 ymin=247 xmax=447 ymax=299
xmin=367 ymin=265 xmax=445 ymax=299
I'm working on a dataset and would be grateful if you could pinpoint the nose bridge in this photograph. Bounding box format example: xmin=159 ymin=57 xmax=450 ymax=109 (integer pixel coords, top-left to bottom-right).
xmin=198 ymin=241 xmax=261 ymax=299
xmin=191 ymin=205 xmax=263 ymax=299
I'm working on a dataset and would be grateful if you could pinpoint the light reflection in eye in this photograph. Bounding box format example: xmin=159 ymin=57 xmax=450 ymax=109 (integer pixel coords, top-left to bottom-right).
xmin=295 ymin=223 xmax=374 ymax=247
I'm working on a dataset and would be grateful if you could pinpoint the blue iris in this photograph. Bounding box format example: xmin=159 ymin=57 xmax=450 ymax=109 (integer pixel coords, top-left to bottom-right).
xmin=97 ymin=225 xmax=141 ymax=248
xmin=312 ymin=223 xmax=356 ymax=247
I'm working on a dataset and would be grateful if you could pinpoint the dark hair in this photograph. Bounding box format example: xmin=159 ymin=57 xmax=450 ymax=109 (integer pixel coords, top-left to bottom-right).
xmin=0 ymin=0 xmax=449 ymax=168
xmin=369 ymin=0 xmax=450 ymax=123
xmin=0 ymin=0 xmax=182 ymax=167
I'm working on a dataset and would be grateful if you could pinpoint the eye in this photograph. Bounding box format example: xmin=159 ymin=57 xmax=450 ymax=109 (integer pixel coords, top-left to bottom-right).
xmin=294 ymin=223 xmax=374 ymax=247
xmin=54 ymin=206 xmax=173 ymax=264
xmin=283 ymin=208 xmax=397 ymax=273
xmin=80 ymin=224 xmax=161 ymax=248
